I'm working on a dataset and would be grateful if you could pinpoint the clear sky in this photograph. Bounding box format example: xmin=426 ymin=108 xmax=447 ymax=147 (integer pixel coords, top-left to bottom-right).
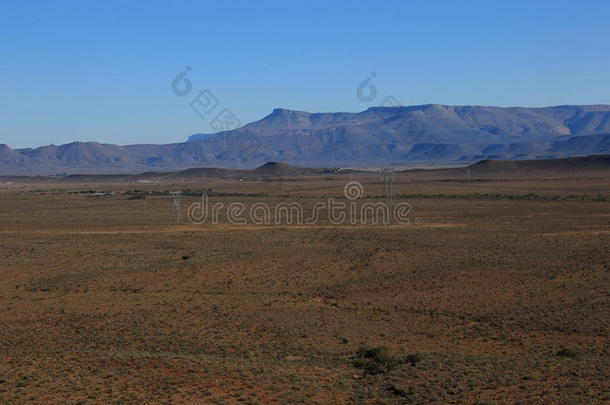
xmin=1 ymin=0 xmax=609 ymax=148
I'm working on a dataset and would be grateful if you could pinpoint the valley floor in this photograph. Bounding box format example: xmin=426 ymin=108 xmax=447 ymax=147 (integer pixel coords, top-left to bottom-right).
xmin=0 ymin=173 xmax=608 ymax=404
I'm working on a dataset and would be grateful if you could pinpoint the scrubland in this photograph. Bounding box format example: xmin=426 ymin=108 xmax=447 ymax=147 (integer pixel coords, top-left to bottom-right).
xmin=0 ymin=172 xmax=608 ymax=404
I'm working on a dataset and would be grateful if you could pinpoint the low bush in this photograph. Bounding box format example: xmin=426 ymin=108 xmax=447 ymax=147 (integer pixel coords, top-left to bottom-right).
xmin=128 ymin=193 xmax=146 ymax=200
xmin=556 ymin=348 xmax=578 ymax=358
xmin=405 ymin=353 xmax=423 ymax=366
xmin=353 ymin=347 xmax=398 ymax=375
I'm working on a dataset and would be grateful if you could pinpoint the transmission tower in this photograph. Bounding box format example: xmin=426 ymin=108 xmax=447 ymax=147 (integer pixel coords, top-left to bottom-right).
xmin=170 ymin=191 xmax=183 ymax=224
xmin=379 ymin=167 xmax=395 ymax=225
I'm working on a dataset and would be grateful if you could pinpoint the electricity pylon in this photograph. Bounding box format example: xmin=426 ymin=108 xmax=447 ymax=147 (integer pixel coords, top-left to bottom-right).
xmin=379 ymin=168 xmax=395 ymax=225
xmin=170 ymin=191 xmax=183 ymax=224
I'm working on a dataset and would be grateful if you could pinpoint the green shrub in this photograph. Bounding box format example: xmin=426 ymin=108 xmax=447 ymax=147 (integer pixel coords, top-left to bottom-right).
xmin=353 ymin=346 xmax=398 ymax=374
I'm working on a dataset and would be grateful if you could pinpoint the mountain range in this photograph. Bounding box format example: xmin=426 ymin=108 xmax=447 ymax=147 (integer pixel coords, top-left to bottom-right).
xmin=2 ymin=104 xmax=610 ymax=175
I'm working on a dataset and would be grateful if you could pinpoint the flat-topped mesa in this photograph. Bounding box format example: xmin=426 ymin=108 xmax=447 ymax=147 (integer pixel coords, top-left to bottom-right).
xmin=246 ymin=108 xmax=315 ymax=130
xmin=268 ymin=108 xmax=311 ymax=116
xmin=3 ymin=105 xmax=610 ymax=175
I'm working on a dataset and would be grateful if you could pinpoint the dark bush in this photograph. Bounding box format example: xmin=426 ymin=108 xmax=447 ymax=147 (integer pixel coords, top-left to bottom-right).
xmin=128 ymin=193 xmax=146 ymax=200
xmin=405 ymin=353 xmax=423 ymax=366
xmin=353 ymin=346 xmax=398 ymax=375
xmin=556 ymin=348 xmax=578 ymax=358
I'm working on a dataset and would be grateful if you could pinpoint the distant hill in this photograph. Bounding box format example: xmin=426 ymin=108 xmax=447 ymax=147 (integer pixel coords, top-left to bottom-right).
xmin=3 ymin=104 xmax=610 ymax=175
xmin=0 ymin=144 xmax=30 ymax=167
xmin=467 ymin=154 xmax=610 ymax=173
xmin=253 ymin=162 xmax=328 ymax=176
xmin=16 ymin=142 xmax=135 ymax=168
xmin=0 ymin=162 xmax=336 ymax=183
xmin=3 ymin=155 xmax=608 ymax=184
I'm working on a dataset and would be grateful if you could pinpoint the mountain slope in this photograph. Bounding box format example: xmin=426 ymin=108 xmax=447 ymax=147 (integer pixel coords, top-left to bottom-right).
xmin=17 ymin=142 xmax=135 ymax=167
xmin=0 ymin=144 xmax=30 ymax=167
xmin=3 ymin=104 xmax=610 ymax=174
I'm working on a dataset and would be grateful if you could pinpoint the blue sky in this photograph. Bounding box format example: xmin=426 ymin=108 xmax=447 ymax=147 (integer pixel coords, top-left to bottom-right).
xmin=1 ymin=0 xmax=609 ymax=148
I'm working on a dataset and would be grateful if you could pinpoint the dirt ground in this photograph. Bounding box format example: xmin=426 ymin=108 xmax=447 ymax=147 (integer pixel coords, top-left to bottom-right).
xmin=0 ymin=171 xmax=608 ymax=404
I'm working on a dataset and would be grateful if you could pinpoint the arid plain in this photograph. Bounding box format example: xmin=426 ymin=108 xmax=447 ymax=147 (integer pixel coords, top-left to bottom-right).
xmin=0 ymin=166 xmax=609 ymax=404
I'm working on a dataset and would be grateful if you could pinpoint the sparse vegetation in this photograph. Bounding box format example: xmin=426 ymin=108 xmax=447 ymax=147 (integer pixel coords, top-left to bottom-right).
xmin=394 ymin=192 xmax=609 ymax=201
xmin=353 ymin=347 xmax=399 ymax=374
xmin=127 ymin=192 xmax=146 ymax=200
xmin=405 ymin=353 xmax=423 ymax=366
xmin=556 ymin=348 xmax=579 ymax=358
xmin=0 ymin=172 xmax=608 ymax=404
